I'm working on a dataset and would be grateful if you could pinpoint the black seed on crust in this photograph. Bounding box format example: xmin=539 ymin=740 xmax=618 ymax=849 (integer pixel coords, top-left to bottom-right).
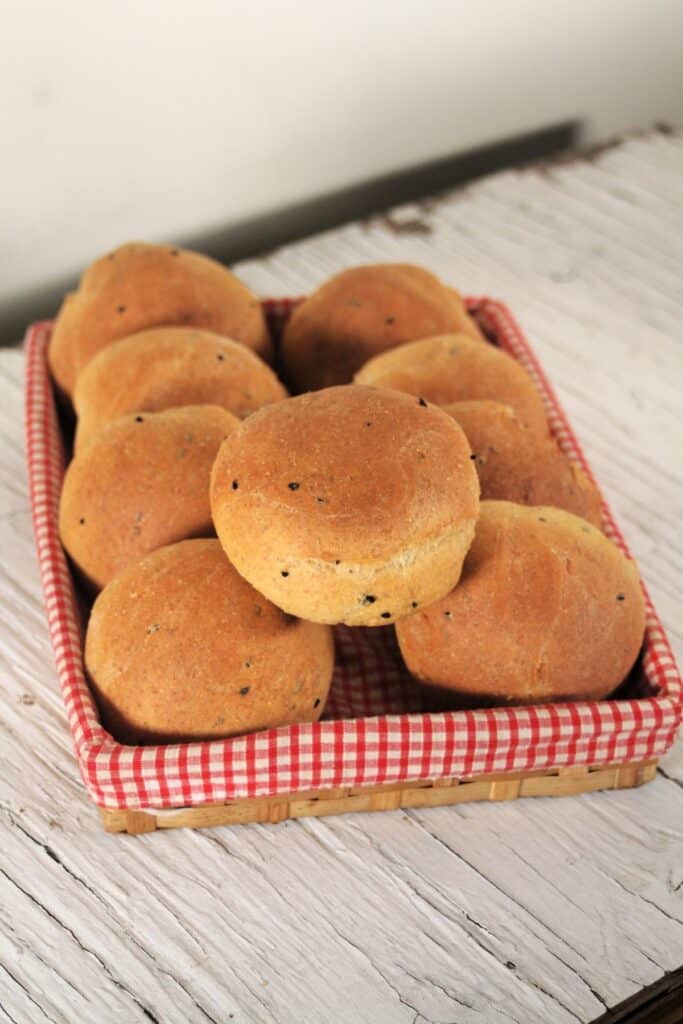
xmin=381 ymin=611 xmax=392 ymax=619
xmin=411 ymin=601 xmax=418 ymax=609
xmin=232 ymin=480 xmax=239 ymax=490
xmin=116 ymin=305 xmax=126 ymax=314
xmin=418 ymin=397 xmax=428 ymax=407
xmin=288 ymin=482 xmax=300 ymax=491
xmin=281 ymin=570 xmax=289 ymax=578
xmin=135 ymin=415 xmax=144 ymax=423
xmin=239 ymin=686 xmax=250 ymax=696
xmin=617 ymin=593 xmax=625 ymax=601
xmin=362 ymin=595 xmax=376 ymax=604
xmin=313 ymin=698 xmax=321 ymax=709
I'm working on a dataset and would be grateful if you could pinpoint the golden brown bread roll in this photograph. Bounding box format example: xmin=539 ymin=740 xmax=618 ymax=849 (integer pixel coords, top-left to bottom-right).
xmin=73 ymin=327 xmax=287 ymax=451
xmin=396 ymin=501 xmax=645 ymax=705
xmin=280 ymin=263 xmax=484 ymax=391
xmin=210 ymin=385 xmax=480 ymax=626
xmin=48 ymin=242 xmax=271 ymax=397
xmin=60 ymin=405 xmax=238 ymax=590
xmin=85 ymin=539 xmax=334 ymax=744
xmin=355 ymin=333 xmax=548 ymax=435
xmin=444 ymin=400 xmax=603 ymax=527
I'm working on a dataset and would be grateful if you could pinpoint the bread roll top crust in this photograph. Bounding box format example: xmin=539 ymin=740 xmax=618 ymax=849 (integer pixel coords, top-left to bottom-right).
xmin=48 ymin=241 xmax=271 ymax=396
xmin=73 ymin=326 xmax=286 ymax=450
xmin=85 ymin=539 xmax=335 ymax=744
xmin=211 ymin=384 xmax=479 ymax=564
xmin=396 ymin=501 xmax=646 ymax=704
xmin=355 ymin=333 xmax=548 ymax=435
xmin=281 ymin=263 xmax=484 ymax=390
xmin=443 ymin=399 xmax=602 ymax=527
xmin=60 ymin=404 xmax=239 ymax=590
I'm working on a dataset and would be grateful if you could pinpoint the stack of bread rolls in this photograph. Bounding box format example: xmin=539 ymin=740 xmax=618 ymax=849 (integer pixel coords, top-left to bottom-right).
xmin=53 ymin=244 xmax=646 ymax=745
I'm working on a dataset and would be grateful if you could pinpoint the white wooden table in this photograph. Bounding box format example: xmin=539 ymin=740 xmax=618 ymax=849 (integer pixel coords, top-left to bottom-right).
xmin=1 ymin=131 xmax=682 ymax=1024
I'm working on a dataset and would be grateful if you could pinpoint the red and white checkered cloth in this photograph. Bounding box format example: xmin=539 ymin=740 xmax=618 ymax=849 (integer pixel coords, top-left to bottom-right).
xmin=24 ymin=299 xmax=682 ymax=810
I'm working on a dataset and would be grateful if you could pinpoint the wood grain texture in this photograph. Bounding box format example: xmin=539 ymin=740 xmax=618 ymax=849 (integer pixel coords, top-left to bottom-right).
xmin=98 ymin=763 xmax=660 ymax=834
xmin=1 ymin=131 xmax=682 ymax=1023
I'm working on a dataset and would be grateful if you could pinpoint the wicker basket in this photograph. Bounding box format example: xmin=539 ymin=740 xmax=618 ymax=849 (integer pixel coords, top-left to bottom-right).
xmin=24 ymin=298 xmax=682 ymax=834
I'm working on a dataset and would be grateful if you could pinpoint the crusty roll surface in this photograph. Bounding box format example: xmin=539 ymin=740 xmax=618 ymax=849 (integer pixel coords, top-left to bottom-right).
xmin=355 ymin=333 xmax=548 ymax=435
xmin=444 ymin=400 xmax=602 ymax=527
xmin=48 ymin=241 xmax=271 ymax=397
xmin=210 ymin=385 xmax=480 ymax=626
xmin=60 ymin=405 xmax=238 ymax=590
xmin=73 ymin=327 xmax=286 ymax=450
xmin=85 ymin=539 xmax=335 ymax=744
xmin=396 ymin=501 xmax=645 ymax=705
xmin=280 ymin=263 xmax=484 ymax=391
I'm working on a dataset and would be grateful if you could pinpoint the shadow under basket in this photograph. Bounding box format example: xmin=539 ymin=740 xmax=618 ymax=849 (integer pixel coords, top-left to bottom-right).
xmin=24 ymin=298 xmax=682 ymax=835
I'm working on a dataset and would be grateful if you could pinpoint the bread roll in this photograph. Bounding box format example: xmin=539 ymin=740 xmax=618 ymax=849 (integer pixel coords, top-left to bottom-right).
xmin=73 ymin=327 xmax=287 ymax=451
xmin=60 ymin=405 xmax=238 ymax=590
xmin=396 ymin=501 xmax=645 ymax=705
xmin=85 ymin=539 xmax=334 ymax=744
xmin=444 ymin=400 xmax=602 ymax=527
xmin=210 ymin=385 xmax=480 ymax=626
xmin=48 ymin=242 xmax=271 ymax=397
xmin=280 ymin=263 xmax=484 ymax=391
xmin=355 ymin=333 xmax=548 ymax=435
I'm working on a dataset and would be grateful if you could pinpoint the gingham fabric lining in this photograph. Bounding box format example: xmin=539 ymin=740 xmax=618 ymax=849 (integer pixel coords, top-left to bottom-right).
xmin=24 ymin=299 xmax=682 ymax=810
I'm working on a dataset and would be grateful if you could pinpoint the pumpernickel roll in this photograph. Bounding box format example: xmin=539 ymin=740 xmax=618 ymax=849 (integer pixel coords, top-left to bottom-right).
xmin=210 ymin=385 xmax=480 ymax=626
xmin=85 ymin=539 xmax=334 ymax=744
xmin=60 ymin=405 xmax=238 ymax=590
xmin=48 ymin=241 xmax=271 ymax=397
xmin=73 ymin=327 xmax=287 ymax=451
xmin=355 ymin=333 xmax=548 ymax=435
xmin=444 ymin=400 xmax=602 ymax=527
xmin=280 ymin=263 xmax=484 ymax=391
xmin=396 ymin=501 xmax=645 ymax=705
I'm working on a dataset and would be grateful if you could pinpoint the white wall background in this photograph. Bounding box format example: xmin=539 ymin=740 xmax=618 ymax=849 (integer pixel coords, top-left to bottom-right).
xmin=2 ymin=0 xmax=683 ymax=310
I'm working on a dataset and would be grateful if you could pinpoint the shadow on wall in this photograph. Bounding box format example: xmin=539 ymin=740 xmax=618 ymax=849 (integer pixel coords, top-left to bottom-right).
xmin=3 ymin=120 xmax=580 ymax=347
